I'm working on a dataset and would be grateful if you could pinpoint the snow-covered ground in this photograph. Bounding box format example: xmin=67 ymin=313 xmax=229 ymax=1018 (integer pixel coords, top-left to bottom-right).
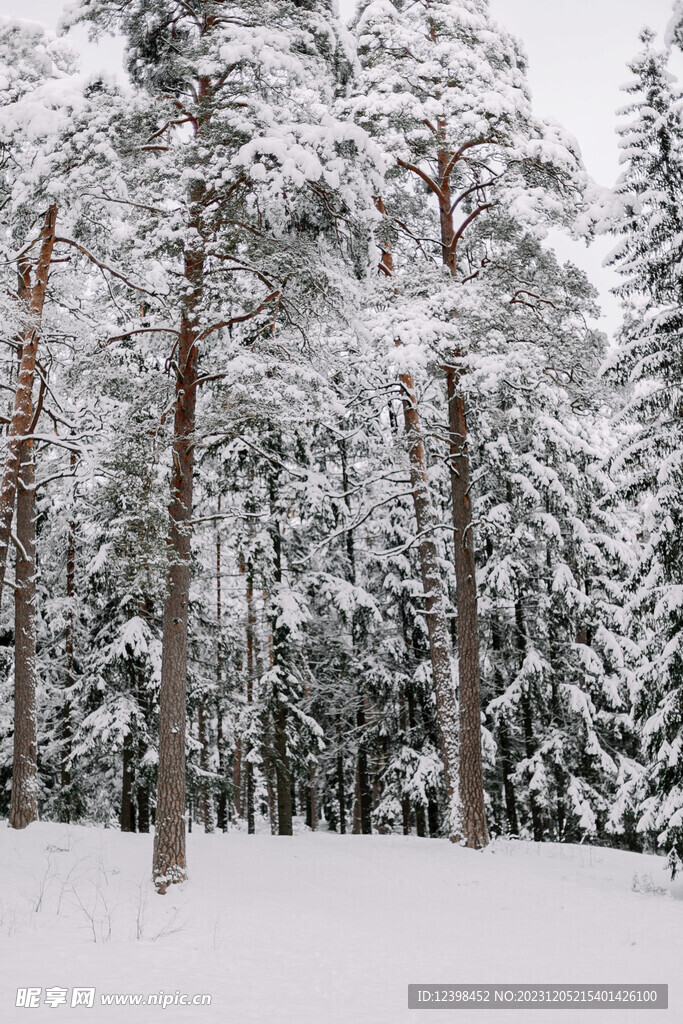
xmin=0 ymin=821 xmax=680 ymax=1022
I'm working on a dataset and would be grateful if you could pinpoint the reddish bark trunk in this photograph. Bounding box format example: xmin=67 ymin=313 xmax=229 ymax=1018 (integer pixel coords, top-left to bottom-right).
xmin=0 ymin=205 xmax=57 ymax=607
xmin=9 ymin=440 xmax=38 ymax=829
xmin=152 ymin=254 xmax=200 ymax=890
xmin=375 ymin=197 xmax=460 ymax=837
xmin=437 ymin=152 xmax=489 ymax=849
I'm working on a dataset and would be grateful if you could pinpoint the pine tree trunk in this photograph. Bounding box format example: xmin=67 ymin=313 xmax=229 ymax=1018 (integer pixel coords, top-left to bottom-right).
xmin=0 ymin=206 xmax=56 ymax=608
xmin=152 ymin=257 xmax=200 ymax=890
xmin=60 ymin=469 xmax=75 ymax=823
xmin=446 ymin=370 xmax=489 ymax=848
xmin=274 ymin=704 xmax=293 ymax=834
xmin=336 ymin=726 xmax=347 ymax=835
xmin=198 ymin=700 xmax=214 ymax=832
xmin=309 ymin=763 xmax=318 ymax=831
xmin=490 ymin=613 xmax=519 ymax=836
xmin=357 ymin=703 xmax=373 ymax=834
xmin=262 ymin=743 xmax=278 ymax=834
xmin=233 ymin=738 xmax=243 ymax=820
xmin=9 ymin=441 xmax=38 ymax=829
xmin=121 ymin=731 xmax=136 ymax=832
xmin=432 ymin=148 xmax=489 ymax=850
xmin=375 ymin=197 xmax=460 ymax=838
xmin=137 ymin=734 xmax=150 ymax=834
xmin=215 ymin=503 xmax=228 ymax=832
xmin=399 ymin=369 xmax=461 ymax=838
xmin=244 ymin=553 xmax=256 ymax=834
xmin=515 ymin=599 xmax=543 ymax=841
xmin=271 ymin=522 xmax=293 ymax=836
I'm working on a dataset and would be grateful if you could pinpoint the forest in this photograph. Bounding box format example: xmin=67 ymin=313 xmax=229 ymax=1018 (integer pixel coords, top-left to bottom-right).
xmin=0 ymin=0 xmax=681 ymax=899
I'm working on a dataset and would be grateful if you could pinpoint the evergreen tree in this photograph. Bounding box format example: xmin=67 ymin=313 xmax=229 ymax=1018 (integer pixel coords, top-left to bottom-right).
xmin=601 ymin=27 xmax=683 ymax=874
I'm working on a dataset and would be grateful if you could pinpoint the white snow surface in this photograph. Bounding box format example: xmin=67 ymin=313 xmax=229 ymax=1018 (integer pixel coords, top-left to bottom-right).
xmin=0 ymin=821 xmax=681 ymax=1022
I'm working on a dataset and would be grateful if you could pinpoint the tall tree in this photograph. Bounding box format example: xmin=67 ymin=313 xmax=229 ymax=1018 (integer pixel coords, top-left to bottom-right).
xmin=599 ymin=26 xmax=683 ymax=873
xmin=354 ymin=0 xmax=585 ymax=846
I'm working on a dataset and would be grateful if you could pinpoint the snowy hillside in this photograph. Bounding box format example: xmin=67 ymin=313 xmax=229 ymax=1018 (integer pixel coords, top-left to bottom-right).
xmin=0 ymin=822 xmax=680 ymax=1023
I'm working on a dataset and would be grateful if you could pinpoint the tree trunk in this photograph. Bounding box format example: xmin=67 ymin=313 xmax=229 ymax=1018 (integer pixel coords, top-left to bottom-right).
xmin=198 ymin=700 xmax=214 ymax=832
xmin=336 ymin=726 xmax=347 ymax=835
xmin=59 ymin=464 xmax=76 ymax=823
xmin=516 ymin=599 xmax=543 ymax=841
xmin=309 ymin=763 xmax=318 ymax=831
xmin=9 ymin=441 xmax=38 ymax=829
xmin=357 ymin=704 xmax=373 ymax=834
xmin=446 ymin=371 xmax=489 ymax=848
xmin=262 ymin=742 xmax=278 ymax=834
xmin=152 ymin=252 xmax=200 ymax=891
xmin=434 ymin=149 xmax=489 ymax=850
xmin=274 ymin=705 xmax=293 ymax=834
xmin=375 ymin=197 xmax=460 ymax=838
xmin=215 ymin=501 xmax=228 ymax=831
xmin=490 ymin=612 xmax=519 ymax=835
xmin=233 ymin=738 xmax=243 ymax=819
xmin=137 ymin=734 xmax=150 ymax=834
xmin=121 ymin=731 xmax=136 ymax=832
xmin=0 ymin=206 xmax=57 ymax=608
xmin=244 ymin=552 xmax=256 ymax=834
xmin=271 ymin=521 xmax=293 ymax=836
xmin=398 ymin=370 xmax=461 ymax=838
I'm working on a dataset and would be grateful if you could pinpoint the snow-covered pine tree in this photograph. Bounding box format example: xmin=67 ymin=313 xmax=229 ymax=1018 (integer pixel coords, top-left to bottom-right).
xmin=353 ymin=0 xmax=586 ymax=847
xmin=67 ymin=0 xmax=377 ymax=888
xmin=600 ymin=25 xmax=683 ymax=873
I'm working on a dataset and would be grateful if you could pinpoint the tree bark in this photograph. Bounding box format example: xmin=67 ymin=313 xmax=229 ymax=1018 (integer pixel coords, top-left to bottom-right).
xmin=490 ymin=612 xmax=519 ymax=836
xmin=376 ymin=198 xmax=460 ymax=839
xmin=516 ymin=599 xmax=543 ymax=841
xmin=336 ymin=723 xmax=347 ymax=835
xmin=152 ymin=248 xmax=200 ymax=891
xmin=59 ymin=462 xmax=76 ymax=823
xmin=0 ymin=206 xmax=57 ymax=608
xmin=198 ymin=699 xmax=214 ymax=832
xmin=271 ymin=521 xmax=293 ymax=836
xmin=435 ymin=150 xmax=488 ymax=850
xmin=215 ymin=499 xmax=228 ymax=832
xmin=9 ymin=441 xmax=38 ymax=829
xmin=446 ymin=370 xmax=489 ymax=848
xmin=398 ymin=369 xmax=461 ymax=838
xmin=121 ymin=731 xmax=136 ymax=832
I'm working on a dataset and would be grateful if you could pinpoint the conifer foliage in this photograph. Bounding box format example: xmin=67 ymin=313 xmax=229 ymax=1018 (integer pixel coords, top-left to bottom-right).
xmin=0 ymin=0 xmax=680 ymax=891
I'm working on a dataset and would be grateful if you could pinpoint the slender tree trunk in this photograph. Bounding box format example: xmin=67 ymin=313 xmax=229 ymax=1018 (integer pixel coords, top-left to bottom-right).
xmin=398 ymin=372 xmax=461 ymax=837
xmin=446 ymin=370 xmax=489 ymax=848
xmin=137 ymin=732 xmax=150 ymax=834
xmin=262 ymin=742 xmax=278 ymax=834
xmin=198 ymin=700 xmax=213 ymax=832
xmin=243 ymin=552 xmax=257 ymax=834
xmin=357 ymin=704 xmax=373 ymax=834
xmin=490 ymin=612 xmax=519 ymax=835
xmin=274 ymin=704 xmax=292 ymax=834
xmin=271 ymin=521 xmax=293 ymax=836
xmin=375 ymin=199 xmax=460 ymax=838
xmin=233 ymin=738 xmax=243 ymax=819
xmin=153 ymin=247 xmax=200 ymax=891
xmin=340 ymin=437 xmax=372 ymax=834
xmin=352 ymin=761 xmax=361 ymax=834
xmin=309 ymin=763 xmax=318 ymax=831
xmin=121 ymin=731 xmax=136 ymax=832
xmin=336 ymin=722 xmax=347 ymax=834
xmin=515 ymin=599 xmax=543 ymax=841
xmin=434 ymin=151 xmax=489 ymax=850
xmin=9 ymin=441 xmax=38 ymax=829
xmin=60 ymin=461 xmax=76 ymax=822
xmin=0 ymin=206 xmax=57 ymax=608
xmin=215 ymin=500 xmax=228 ymax=832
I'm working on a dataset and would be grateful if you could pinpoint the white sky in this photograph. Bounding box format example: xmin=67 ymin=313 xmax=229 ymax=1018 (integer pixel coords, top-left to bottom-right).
xmin=0 ymin=0 xmax=677 ymax=334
